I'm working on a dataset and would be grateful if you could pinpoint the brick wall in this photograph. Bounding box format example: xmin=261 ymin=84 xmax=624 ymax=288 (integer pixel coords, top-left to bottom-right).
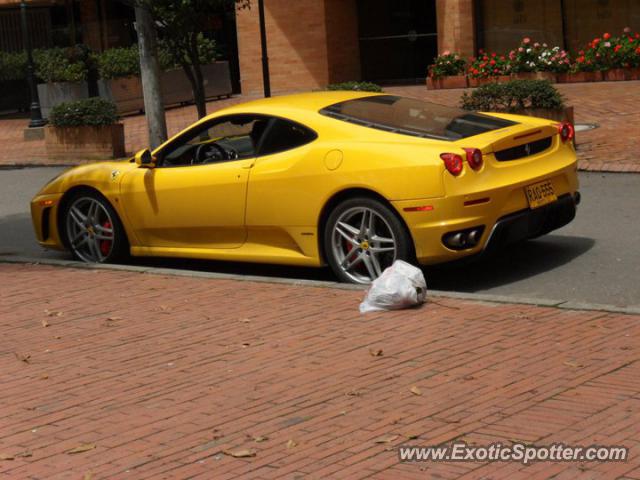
xmin=236 ymin=0 xmax=332 ymax=95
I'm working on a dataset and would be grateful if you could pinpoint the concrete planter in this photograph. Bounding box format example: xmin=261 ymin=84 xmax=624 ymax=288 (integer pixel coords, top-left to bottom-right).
xmin=603 ymin=68 xmax=627 ymax=82
xmin=37 ymin=81 xmax=89 ymax=119
xmin=426 ymin=75 xmax=468 ymax=90
xmin=512 ymin=71 xmax=557 ymax=82
xmin=556 ymin=71 xmax=603 ymax=83
xmin=97 ymin=62 xmax=232 ymax=114
xmin=161 ymin=61 xmax=233 ymax=106
xmin=468 ymin=76 xmax=511 ymax=87
xmin=98 ymin=76 xmax=145 ymax=114
xmin=44 ymin=124 xmax=125 ymax=162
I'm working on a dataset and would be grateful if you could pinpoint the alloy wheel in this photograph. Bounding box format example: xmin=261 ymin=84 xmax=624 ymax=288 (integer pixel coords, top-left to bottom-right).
xmin=66 ymin=197 xmax=115 ymax=263
xmin=331 ymin=206 xmax=397 ymax=284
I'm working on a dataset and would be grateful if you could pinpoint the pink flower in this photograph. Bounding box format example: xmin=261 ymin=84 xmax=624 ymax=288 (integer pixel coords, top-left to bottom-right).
xmin=604 ymin=42 xmax=611 ymax=48
xmin=523 ymin=37 xmax=531 ymax=44
xmin=623 ymin=26 xmax=631 ymax=33
xmin=442 ymin=50 xmax=451 ymax=56
xmin=518 ymin=47 xmax=524 ymax=53
xmin=534 ymin=42 xmax=541 ymax=48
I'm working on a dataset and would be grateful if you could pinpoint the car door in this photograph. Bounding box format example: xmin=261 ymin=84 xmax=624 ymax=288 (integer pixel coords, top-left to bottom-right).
xmin=120 ymin=114 xmax=269 ymax=250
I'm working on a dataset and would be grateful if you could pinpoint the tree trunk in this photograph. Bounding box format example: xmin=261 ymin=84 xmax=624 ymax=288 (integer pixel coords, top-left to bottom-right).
xmin=135 ymin=5 xmax=167 ymax=149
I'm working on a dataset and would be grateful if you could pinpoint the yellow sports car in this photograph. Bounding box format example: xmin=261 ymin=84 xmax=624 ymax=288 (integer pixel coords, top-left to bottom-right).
xmin=31 ymin=91 xmax=579 ymax=284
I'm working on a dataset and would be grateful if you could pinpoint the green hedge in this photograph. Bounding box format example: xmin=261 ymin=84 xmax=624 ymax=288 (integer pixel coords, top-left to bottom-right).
xmin=49 ymin=97 xmax=118 ymax=127
xmin=461 ymin=80 xmax=565 ymax=112
xmin=33 ymin=47 xmax=89 ymax=83
xmin=96 ymin=45 xmax=140 ymax=80
xmin=326 ymin=81 xmax=383 ymax=92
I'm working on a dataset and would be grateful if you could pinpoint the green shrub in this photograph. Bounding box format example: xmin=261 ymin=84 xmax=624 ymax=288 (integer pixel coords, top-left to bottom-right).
xmin=326 ymin=81 xmax=383 ymax=92
xmin=33 ymin=47 xmax=88 ymax=83
xmin=461 ymin=80 xmax=565 ymax=112
xmin=0 ymin=51 xmax=27 ymax=81
xmin=49 ymin=97 xmax=118 ymax=127
xmin=96 ymin=45 xmax=140 ymax=79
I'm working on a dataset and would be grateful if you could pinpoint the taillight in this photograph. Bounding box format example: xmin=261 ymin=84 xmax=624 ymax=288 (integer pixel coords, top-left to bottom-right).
xmin=557 ymin=122 xmax=575 ymax=143
xmin=440 ymin=153 xmax=464 ymax=176
xmin=463 ymin=148 xmax=483 ymax=170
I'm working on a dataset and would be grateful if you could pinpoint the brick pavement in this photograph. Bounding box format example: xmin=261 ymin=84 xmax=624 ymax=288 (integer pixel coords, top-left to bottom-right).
xmin=1 ymin=81 xmax=640 ymax=172
xmin=1 ymin=263 xmax=639 ymax=479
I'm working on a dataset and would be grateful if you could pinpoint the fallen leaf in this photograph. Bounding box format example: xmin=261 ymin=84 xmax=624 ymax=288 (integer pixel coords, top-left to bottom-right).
xmin=374 ymin=434 xmax=398 ymax=444
xmin=15 ymin=353 xmax=31 ymax=364
xmin=0 ymin=453 xmax=14 ymax=461
xmin=253 ymin=436 xmax=268 ymax=443
xmin=345 ymin=389 xmax=362 ymax=397
xmin=462 ymin=375 xmax=475 ymax=381
xmin=410 ymin=386 xmax=422 ymax=396
xmin=67 ymin=444 xmax=96 ymax=454
xmin=54 ymin=336 xmax=62 ymax=340
xmin=369 ymin=348 xmax=384 ymax=357
xmin=241 ymin=342 xmax=251 ymax=347
xmin=239 ymin=318 xmax=251 ymax=323
xmin=563 ymin=361 xmax=582 ymax=368
xmin=41 ymin=319 xmax=50 ymax=328
xmin=286 ymin=439 xmax=297 ymax=449
xmin=41 ymin=374 xmax=49 ymax=380
xmin=406 ymin=434 xmax=420 ymax=440
xmin=15 ymin=451 xmax=32 ymax=458
xmin=223 ymin=449 xmax=256 ymax=458
xmin=44 ymin=310 xmax=63 ymax=317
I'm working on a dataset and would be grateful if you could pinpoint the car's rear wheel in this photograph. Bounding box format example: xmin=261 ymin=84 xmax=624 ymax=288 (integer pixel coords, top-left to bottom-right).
xmin=64 ymin=192 xmax=128 ymax=264
xmin=324 ymin=197 xmax=413 ymax=284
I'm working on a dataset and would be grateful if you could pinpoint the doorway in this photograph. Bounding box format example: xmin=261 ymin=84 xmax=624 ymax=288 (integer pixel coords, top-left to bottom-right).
xmin=357 ymin=0 xmax=437 ymax=83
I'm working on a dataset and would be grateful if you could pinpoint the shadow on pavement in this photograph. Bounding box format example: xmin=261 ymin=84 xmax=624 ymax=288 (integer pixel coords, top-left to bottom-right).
xmin=1 ymin=211 xmax=595 ymax=293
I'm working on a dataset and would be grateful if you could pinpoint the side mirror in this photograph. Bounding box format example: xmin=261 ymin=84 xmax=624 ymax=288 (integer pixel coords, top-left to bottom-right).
xmin=134 ymin=149 xmax=155 ymax=168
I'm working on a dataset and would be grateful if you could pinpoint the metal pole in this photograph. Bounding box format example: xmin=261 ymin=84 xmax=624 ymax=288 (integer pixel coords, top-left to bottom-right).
xmin=20 ymin=1 xmax=46 ymax=127
xmin=257 ymin=0 xmax=271 ymax=97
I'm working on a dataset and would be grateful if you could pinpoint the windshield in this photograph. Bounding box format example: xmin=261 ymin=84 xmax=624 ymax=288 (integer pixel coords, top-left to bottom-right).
xmin=319 ymin=95 xmax=516 ymax=141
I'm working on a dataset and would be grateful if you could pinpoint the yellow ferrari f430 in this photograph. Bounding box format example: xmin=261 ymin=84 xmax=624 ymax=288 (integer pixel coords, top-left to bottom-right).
xmin=31 ymin=92 xmax=579 ymax=284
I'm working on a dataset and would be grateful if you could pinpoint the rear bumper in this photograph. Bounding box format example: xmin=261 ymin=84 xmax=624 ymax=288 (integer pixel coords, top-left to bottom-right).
xmin=483 ymin=193 xmax=577 ymax=255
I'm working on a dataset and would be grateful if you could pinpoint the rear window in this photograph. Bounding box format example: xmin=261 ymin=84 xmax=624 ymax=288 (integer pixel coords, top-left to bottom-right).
xmin=319 ymin=95 xmax=516 ymax=141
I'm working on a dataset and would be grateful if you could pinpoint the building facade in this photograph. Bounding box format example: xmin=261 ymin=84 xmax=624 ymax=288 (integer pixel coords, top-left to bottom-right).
xmin=1 ymin=0 xmax=639 ymax=96
xmin=236 ymin=0 xmax=640 ymax=94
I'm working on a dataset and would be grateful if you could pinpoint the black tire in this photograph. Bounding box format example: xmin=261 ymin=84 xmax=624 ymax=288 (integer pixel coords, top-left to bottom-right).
xmin=62 ymin=191 xmax=129 ymax=264
xmin=323 ymin=196 xmax=414 ymax=284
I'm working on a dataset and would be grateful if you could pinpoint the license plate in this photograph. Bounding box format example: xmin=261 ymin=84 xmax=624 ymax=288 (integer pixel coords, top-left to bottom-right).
xmin=525 ymin=180 xmax=557 ymax=209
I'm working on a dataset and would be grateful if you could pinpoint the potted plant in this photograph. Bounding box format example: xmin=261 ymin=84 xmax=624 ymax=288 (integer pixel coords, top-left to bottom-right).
xmin=34 ymin=46 xmax=90 ymax=119
xmin=44 ymin=97 xmax=125 ymax=162
xmin=96 ymin=45 xmax=144 ymax=114
xmin=509 ymin=38 xmax=557 ymax=82
xmin=461 ymin=79 xmax=573 ymax=126
xmin=467 ymin=52 xmax=511 ymax=87
xmin=427 ymin=51 xmax=468 ymax=89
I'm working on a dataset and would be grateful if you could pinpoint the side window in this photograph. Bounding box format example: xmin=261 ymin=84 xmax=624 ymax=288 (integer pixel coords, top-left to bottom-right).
xmin=259 ymin=119 xmax=317 ymax=156
xmin=159 ymin=115 xmax=270 ymax=167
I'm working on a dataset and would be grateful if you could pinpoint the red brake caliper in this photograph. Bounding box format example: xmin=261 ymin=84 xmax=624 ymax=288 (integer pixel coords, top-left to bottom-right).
xmin=99 ymin=221 xmax=112 ymax=256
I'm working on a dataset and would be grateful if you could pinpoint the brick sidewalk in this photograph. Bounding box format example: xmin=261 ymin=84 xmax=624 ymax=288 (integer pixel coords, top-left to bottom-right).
xmin=1 ymin=263 xmax=639 ymax=479
xmin=1 ymin=81 xmax=640 ymax=172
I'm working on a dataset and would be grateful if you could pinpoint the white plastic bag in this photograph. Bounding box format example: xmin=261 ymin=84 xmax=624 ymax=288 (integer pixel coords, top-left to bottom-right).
xmin=359 ymin=260 xmax=427 ymax=313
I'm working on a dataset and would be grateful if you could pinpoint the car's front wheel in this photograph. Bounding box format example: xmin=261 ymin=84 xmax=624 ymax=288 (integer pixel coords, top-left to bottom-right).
xmin=64 ymin=192 xmax=128 ymax=264
xmin=324 ymin=197 xmax=413 ymax=284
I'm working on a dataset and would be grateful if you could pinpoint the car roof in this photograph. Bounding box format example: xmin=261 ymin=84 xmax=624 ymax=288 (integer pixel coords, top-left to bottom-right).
xmin=212 ymin=91 xmax=383 ymax=119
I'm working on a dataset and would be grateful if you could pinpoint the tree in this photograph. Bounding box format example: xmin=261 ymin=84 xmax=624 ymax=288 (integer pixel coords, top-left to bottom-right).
xmin=132 ymin=0 xmax=250 ymax=119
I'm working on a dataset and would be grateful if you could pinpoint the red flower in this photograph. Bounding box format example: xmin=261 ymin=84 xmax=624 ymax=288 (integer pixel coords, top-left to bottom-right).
xmin=491 ymin=52 xmax=497 ymax=57
xmin=493 ymin=68 xmax=499 ymax=73
xmin=636 ymin=47 xmax=640 ymax=54
xmin=593 ymin=38 xmax=601 ymax=46
xmin=603 ymin=32 xmax=611 ymax=40
xmin=490 ymin=59 xmax=496 ymax=66
xmin=614 ymin=45 xmax=622 ymax=53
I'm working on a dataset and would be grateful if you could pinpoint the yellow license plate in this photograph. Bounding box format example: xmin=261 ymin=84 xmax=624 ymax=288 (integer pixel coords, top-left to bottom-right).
xmin=525 ymin=180 xmax=557 ymax=209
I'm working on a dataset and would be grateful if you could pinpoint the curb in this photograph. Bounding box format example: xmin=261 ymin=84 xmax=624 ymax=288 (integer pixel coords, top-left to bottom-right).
xmin=1 ymin=255 xmax=639 ymax=316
